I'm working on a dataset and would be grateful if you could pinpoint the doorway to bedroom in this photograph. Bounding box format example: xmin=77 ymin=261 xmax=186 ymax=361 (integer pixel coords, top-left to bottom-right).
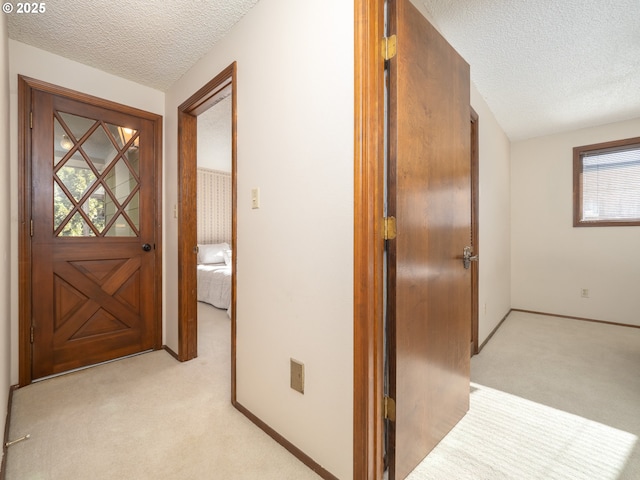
xmin=195 ymin=88 xmax=233 ymax=310
xmin=177 ymin=64 xmax=237 ymax=398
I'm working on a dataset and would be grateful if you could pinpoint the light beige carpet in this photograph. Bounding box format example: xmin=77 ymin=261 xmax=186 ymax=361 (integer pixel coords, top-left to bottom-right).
xmin=406 ymin=311 xmax=640 ymax=480
xmin=5 ymin=303 xmax=321 ymax=480
xmin=8 ymin=309 xmax=639 ymax=480
xmin=407 ymin=383 xmax=636 ymax=479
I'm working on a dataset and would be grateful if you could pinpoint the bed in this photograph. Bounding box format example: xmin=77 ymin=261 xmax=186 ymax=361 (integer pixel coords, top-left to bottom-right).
xmin=197 ymin=243 xmax=231 ymax=312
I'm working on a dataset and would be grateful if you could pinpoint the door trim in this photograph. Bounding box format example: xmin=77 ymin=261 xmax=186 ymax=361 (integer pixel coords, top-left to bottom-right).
xmin=353 ymin=0 xmax=385 ymax=478
xmin=177 ymin=63 xmax=237 ymax=400
xmin=18 ymin=75 xmax=163 ymax=387
xmin=471 ymin=108 xmax=479 ymax=355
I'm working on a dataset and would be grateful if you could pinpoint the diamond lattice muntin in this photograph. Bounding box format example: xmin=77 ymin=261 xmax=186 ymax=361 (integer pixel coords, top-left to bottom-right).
xmin=54 ymin=112 xmax=140 ymax=237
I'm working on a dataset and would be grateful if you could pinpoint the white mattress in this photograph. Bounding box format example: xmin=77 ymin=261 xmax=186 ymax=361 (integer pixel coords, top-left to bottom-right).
xmin=197 ymin=263 xmax=231 ymax=310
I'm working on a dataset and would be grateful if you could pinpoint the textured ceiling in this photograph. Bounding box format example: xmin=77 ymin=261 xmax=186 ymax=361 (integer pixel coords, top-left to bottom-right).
xmin=7 ymin=0 xmax=260 ymax=91
xmin=8 ymin=1 xmax=639 ymax=140
xmin=418 ymin=0 xmax=640 ymax=140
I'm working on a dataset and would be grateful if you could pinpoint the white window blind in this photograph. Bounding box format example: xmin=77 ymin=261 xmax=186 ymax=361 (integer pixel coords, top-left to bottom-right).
xmin=581 ymin=145 xmax=640 ymax=222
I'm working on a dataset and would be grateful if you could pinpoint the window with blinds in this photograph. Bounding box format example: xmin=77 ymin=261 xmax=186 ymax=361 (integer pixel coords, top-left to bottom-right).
xmin=573 ymin=137 xmax=640 ymax=227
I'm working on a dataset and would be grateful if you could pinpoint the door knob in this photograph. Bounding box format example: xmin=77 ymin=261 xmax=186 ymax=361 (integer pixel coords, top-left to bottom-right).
xmin=463 ymin=246 xmax=478 ymax=269
xmin=142 ymin=243 xmax=152 ymax=252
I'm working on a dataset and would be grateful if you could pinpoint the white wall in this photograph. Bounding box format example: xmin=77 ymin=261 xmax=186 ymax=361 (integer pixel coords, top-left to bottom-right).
xmin=197 ymin=94 xmax=232 ymax=172
xmin=512 ymin=118 xmax=640 ymax=326
xmin=0 ymin=15 xmax=12 ymax=461
xmin=8 ymin=41 xmax=165 ymax=383
xmin=470 ymin=84 xmax=512 ymax=343
xmin=164 ymin=0 xmax=354 ymax=478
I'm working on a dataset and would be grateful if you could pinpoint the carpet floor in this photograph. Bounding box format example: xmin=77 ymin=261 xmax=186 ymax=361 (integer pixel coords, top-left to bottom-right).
xmin=408 ymin=383 xmax=636 ymax=479
xmin=407 ymin=311 xmax=640 ymax=479
xmin=5 ymin=303 xmax=321 ymax=480
xmin=6 ymin=309 xmax=639 ymax=479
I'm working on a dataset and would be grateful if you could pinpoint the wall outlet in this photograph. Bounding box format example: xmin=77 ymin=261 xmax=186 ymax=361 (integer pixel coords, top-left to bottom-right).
xmin=290 ymin=358 xmax=304 ymax=394
xmin=581 ymin=288 xmax=589 ymax=298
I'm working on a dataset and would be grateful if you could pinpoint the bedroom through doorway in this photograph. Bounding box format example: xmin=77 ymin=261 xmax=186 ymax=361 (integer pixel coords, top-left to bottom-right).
xmin=196 ymin=86 xmax=233 ymax=313
xmin=178 ymin=64 xmax=237 ymax=399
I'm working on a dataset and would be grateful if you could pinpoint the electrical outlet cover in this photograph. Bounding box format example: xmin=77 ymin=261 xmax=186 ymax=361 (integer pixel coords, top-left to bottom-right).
xmin=290 ymin=358 xmax=304 ymax=394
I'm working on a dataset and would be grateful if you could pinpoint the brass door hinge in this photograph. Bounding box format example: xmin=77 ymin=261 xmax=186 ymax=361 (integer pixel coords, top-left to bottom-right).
xmin=30 ymin=111 xmax=33 ymax=129
xmin=382 ymin=35 xmax=397 ymax=60
xmin=30 ymin=219 xmax=33 ymax=237
xmin=383 ymin=216 xmax=397 ymax=240
xmin=30 ymin=325 xmax=34 ymax=343
xmin=384 ymin=395 xmax=396 ymax=421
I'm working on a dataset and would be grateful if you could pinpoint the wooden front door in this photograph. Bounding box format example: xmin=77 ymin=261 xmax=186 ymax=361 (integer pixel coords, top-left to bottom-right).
xmin=21 ymin=78 xmax=162 ymax=382
xmin=386 ymin=0 xmax=471 ymax=478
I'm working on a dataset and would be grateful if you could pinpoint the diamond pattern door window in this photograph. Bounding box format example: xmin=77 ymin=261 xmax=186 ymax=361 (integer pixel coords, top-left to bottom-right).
xmin=54 ymin=112 xmax=140 ymax=237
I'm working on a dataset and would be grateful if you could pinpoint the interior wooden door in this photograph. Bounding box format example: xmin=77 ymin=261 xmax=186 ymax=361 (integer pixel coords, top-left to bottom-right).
xmin=29 ymin=87 xmax=160 ymax=380
xmin=386 ymin=0 xmax=471 ymax=478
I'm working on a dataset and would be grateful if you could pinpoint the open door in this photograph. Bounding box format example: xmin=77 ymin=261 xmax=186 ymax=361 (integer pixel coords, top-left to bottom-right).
xmin=385 ymin=0 xmax=471 ymax=478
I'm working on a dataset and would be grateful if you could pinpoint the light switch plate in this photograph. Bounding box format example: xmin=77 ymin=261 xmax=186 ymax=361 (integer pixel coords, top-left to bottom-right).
xmin=290 ymin=358 xmax=304 ymax=394
xmin=251 ymin=187 xmax=260 ymax=209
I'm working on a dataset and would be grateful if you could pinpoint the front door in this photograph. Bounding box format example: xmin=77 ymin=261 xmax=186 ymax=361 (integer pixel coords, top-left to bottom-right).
xmin=386 ymin=0 xmax=471 ymax=478
xmin=22 ymin=78 xmax=162 ymax=381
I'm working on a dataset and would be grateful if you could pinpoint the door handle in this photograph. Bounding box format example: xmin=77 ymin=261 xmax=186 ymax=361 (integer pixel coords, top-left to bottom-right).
xmin=463 ymin=246 xmax=478 ymax=269
xmin=142 ymin=243 xmax=152 ymax=252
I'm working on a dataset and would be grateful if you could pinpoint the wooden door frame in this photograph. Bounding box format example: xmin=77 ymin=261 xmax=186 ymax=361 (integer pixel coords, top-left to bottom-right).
xmin=177 ymin=63 xmax=237 ymax=399
xmin=17 ymin=75 xmax=163 ymax=387
xmin=354 ymin=0 xmax=385 ymax=478
xmin=470 ymin=108 xmax=480 ymax=355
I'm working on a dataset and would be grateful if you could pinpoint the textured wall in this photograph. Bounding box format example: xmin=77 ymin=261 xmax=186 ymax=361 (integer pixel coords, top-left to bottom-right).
xmin=197 ymin=168 xmax=231 ymax=244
